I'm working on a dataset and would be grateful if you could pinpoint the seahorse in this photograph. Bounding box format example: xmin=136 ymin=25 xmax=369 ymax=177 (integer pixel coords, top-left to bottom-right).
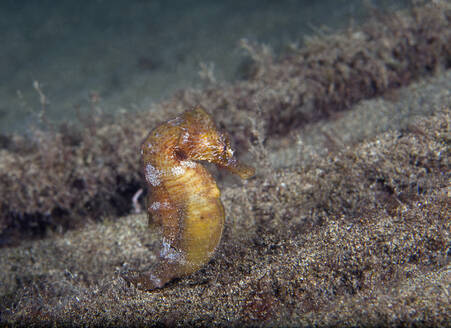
xmin=122 ymin=106 xmax=255 ymax=290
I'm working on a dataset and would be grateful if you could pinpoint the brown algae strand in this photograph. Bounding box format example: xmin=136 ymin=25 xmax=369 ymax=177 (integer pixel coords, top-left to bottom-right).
xmin=122 ymin=106 xmax=254 ymax=291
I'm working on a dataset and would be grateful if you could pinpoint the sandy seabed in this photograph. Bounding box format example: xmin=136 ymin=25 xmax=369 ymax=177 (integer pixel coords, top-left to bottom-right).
xmin=0 ymin=1 xmax=450 ymax=327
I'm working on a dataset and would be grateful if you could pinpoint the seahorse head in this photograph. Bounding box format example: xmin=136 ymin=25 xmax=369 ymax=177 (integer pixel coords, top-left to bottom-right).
xmin=179 ymin=107 xmax=255 ymax=179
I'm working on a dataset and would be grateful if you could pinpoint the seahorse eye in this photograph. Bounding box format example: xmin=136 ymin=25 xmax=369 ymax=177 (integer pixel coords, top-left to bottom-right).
xmin=174 ymin=148 xmax=187 ymax=161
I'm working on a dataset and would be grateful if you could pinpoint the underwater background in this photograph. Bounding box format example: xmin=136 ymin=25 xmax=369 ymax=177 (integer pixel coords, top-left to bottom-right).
xmin=0 ymin=0 xmax=408 ymax=134
xmin=0 ymin=1 xmax=449 ymax=326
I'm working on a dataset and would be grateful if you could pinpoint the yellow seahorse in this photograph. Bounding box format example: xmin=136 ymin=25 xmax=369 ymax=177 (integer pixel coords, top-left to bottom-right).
xmin=122 ymin=106 xmax=254 ymax=290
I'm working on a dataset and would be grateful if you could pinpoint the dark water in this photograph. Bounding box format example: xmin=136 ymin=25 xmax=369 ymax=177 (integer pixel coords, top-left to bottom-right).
xmin=0 ymin=0 xmax=409 ymax=134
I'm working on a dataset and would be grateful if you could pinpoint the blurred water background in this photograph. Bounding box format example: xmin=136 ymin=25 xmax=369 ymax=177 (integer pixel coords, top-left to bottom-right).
xmin=0 ymin=0 xmax=409 ymax=134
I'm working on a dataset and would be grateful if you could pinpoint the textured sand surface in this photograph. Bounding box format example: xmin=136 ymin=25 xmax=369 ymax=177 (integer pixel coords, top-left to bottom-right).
xmin=0 ymin=2 xmax=449 ymax=326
